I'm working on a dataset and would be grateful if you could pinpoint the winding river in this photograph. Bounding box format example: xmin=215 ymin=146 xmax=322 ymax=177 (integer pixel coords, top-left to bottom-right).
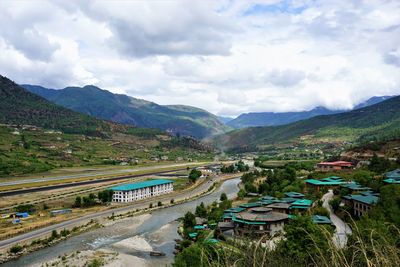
xmin=4 ymin=178 xmax=240 ymax=267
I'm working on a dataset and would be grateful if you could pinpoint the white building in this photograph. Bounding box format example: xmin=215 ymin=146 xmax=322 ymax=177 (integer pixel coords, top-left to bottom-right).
xmin=111 ymin=179 xmax=174 ymax=203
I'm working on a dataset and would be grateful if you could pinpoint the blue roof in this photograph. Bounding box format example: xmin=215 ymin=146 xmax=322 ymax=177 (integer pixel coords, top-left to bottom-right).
xmin=110 ymin=179 xmax=173 ymax=191
xmin=344 ymin=192 xmax=379 ymax=205
xmin=306 ymin=176 xmax=345 ymax=186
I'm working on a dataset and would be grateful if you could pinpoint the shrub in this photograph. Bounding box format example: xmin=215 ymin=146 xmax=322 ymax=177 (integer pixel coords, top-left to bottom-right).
xmin=9 ymin=244 xmax=23 ymax=254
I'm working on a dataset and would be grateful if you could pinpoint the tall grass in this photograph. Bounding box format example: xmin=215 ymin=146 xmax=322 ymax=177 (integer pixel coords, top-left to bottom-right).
xmin=194 ymin=223 xmax=400 ymax=267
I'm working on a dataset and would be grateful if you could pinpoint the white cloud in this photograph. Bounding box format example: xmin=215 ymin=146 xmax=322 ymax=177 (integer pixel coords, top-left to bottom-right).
xmin=0 ymin=0 xmax=399 ymax=117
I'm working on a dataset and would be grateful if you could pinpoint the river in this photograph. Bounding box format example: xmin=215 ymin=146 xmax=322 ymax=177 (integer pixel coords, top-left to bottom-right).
xmin=3 ymin=178 xmax=240 ymax=267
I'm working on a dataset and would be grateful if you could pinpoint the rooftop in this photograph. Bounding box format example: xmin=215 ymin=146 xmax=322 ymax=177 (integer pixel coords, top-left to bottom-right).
xmin=233 ymin=211 xmax=288 ymax=224
xmin=291 ymin=199 xmax=313 ymax=207
xmin=385 ymin=169 xmax=400 ymax=179
xmin=266 ymin=202 xmax=291 ymax=209
xmin=341 ymin=182 xmax=371 ymax=191
xmin=110 ymin=179 xmax=173 ymax=191
xmin=313 ymin=215 xmax=333 ymax=225
xmin=239 ymin=202 xmax=262 ymax=208
xmin=306 ymin=176 xmax=346 ymax=186
xmin=344 ymin=191 xmax=379 ymax=205
xmin=284 ymin=192 xmax=305 ymax=198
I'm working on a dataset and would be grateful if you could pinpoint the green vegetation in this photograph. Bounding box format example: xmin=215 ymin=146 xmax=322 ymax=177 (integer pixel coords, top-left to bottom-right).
xmin=220 ymin=160 xmax=249 ymax=173
xmin=23 ymin=84 xmax=231 ymax=139
xmin=189 ymin=169 xmax=202 ymax=183
xmin=215 ymin=96 xmax=400 ymax=152
xmin=9 ymin=244 xmax=23 ymax=254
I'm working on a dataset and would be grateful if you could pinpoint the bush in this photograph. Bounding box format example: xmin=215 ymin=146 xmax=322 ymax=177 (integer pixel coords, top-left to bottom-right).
xmin=9 ymin=244 xmax=23 ymax=254
xmin=157 ymin=201 xmax=163 ymax=207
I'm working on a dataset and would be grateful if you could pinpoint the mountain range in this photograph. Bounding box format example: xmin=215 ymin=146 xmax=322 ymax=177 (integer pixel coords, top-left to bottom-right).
xmin=225 ymin=96 xmax=393 ymax=128
xmin=214 ymin=96 xmax=400 ymax=152
xmin=22 ymin=84 xmax=230 ymax=139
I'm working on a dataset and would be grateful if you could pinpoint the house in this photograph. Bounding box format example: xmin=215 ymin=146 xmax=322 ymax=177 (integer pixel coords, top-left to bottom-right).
xmin=232 ymin=207 xmax=289 ymax=237
xmin=342 ymin=191 xmax=379 ymax=217
xmin=305 ymin=176 xmax=346 ymax=192
xmin=111 ymin=179 xmax=173 ymax=203
xmin=315 ymin=161 xmax=353 ymax=172
xmin=383 ymin=169 xmax=400 ymax=184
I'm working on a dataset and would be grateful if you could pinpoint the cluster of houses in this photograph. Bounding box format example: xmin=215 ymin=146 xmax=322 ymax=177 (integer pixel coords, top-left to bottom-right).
xmin=305 ymin=173 xmax=396 ymax=218
xmin=213 ymin=192 xmax=332 ymax=239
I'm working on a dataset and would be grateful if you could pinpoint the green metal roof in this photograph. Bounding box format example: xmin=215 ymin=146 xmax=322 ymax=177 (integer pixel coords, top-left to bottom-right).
xmin=194 ymin=225 xmax=206 ymax=230
xmin=204 ymin=238 xmax=219 ymax=244
xmin=280 ymin=197 xmax=298 ymax=203
xmin=232 ymin=217 xmax=266 ymax=225
xmin=383 ymin=178 xmax=400 ymax=184
xmin=224 ymin=207 xmax=246 ymax=213
xmin=291 ymin=199 xmax=313 ymax=207
xmin=385 ymin=169 xmax=400 ymax=179
xmin=188 ymin=233 xmax=198 ymax=238
xmin=305 ymin=177 xmax=345 ymax=186
xmin=110 ymin=179 xmax=173 ymax=191
xmin=313 ymin=215 xmax=333 ymax=225
xmin=345 ymin=193 xmax=379 ymax=205
xmin=341 ymin=182 xmax=371 ymax=191
xmin=284 ymin=192 xmax=305 ymax=198
xmin=239 ymin=202 xmax=262 ymax=208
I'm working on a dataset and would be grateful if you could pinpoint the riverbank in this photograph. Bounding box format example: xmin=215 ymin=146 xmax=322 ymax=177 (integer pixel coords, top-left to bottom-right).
xmin=2 ymin=178 xmax=240 ymax=267
xmin=0 ymin=175 xmax=240 ymax=265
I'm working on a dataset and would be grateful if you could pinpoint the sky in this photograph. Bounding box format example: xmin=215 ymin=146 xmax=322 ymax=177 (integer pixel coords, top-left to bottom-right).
xmin=0 ymin=0 xmax=399 ymax=117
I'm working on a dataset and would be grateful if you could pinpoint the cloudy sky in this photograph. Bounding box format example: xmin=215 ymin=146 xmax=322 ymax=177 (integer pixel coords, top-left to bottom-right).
xmin=0 ymin=0 xmax=399 ymax=117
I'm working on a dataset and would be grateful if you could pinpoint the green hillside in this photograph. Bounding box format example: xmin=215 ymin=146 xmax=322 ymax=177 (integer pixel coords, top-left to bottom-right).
xmin=0 ymin=75 xmax=213 ymax=176
xmin=23 ymin=84 xmax=231 ymax=139
xmin=215 ymin=96 xmax=400 ymax=152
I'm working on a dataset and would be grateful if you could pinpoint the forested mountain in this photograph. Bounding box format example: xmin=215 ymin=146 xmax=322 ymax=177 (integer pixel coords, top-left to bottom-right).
xmin=0 ymin=76 xmax=112 ymax=136
xmin=226 ymin=96 xmax=393 ymax=128
xmin=214 ymin=96 xmax=400 ymax=152
xmin=23 ymin=84 xmax=230 ymax=139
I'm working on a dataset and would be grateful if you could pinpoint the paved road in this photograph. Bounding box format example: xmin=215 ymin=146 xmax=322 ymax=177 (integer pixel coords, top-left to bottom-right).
xmin=322 ymin=190 xmax=352 ymax=248
xmin=0 ymin=163 xmax=204 ymax=187
xmin=0 ymin=175 xmax=235 ymax=250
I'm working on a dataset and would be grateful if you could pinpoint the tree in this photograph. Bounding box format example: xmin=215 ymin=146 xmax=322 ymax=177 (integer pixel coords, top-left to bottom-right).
xmin=98 ymin=190 xmax=113 ymax=203
xmin=275 ymin=216 xmax=331 ymax=264
xmin=195 ymin=202 xmax=207 ymax=218
xmin=220 ymin=193 xmax=228 ymax=202
xmin=183 ymin=211 xmax=196 ymax=229
xmin=189 ymin=169 xmax=202 ymax=183
xmin=74 ymin=196 xmax=82 ymax=208
xmin=237 ymin=189 xmax=246 ymax=199
xmin=173 ymin=244 xmax=203 ymax=267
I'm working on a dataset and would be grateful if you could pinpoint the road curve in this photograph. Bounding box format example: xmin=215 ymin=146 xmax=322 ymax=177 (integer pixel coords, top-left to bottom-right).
xmin=322 ymin=190 xmax=352 ymax=248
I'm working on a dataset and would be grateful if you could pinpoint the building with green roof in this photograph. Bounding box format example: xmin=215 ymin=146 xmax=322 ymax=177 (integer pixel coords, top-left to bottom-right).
xmin=232 ymin=207 xmax=289 ymax=237
xmin=342 ymin=191 xmax=379 ymax=217
xmin=306 ymin=176 xmax=345 ymax=192
xmin=111 ymin=179 xmax=173 ymax=203
xmin=341 ymin=182 xmax=371 ymax=192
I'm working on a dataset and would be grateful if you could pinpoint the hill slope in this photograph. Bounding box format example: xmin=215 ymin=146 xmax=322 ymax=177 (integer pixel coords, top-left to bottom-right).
xmin=0 ymin=76 xmax=112 ymax=136
xmin=215 ymin=96 xmax=400 ymax=152
xmin=0 ymin=75 xmax=213 ymax=176
xmin=226 ymin=96 xmax=393 ymax=128
xmin=23 ymin=84 xmax=230 ymax=139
